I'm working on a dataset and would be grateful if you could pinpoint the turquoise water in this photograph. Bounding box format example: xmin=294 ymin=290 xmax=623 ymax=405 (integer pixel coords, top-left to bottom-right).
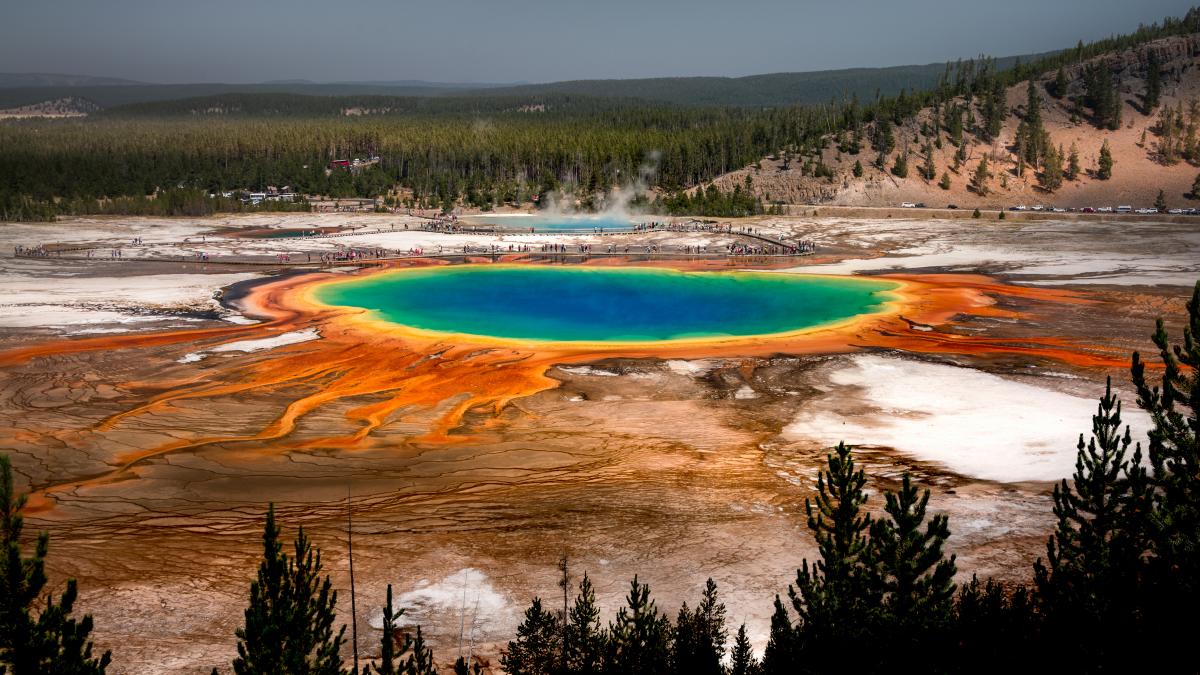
xmin=467 ymin=216 xmax=636 ymax=232
xmin=315 ymin=266 xmax=896 ymax=342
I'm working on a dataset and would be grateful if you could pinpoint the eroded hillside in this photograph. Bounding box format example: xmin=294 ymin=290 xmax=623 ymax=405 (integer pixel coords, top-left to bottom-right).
xmin=713 ymin=34 xmax=1200 ymax=210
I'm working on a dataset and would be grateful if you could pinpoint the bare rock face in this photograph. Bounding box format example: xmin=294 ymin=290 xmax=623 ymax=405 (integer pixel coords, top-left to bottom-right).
xmin=0 ymin=96 xmax=99 ymax=118
xmin=709 ymin=167 xmax=842 ymax=205
xmin=1046 ymin=34 xmax=1200 ymax=96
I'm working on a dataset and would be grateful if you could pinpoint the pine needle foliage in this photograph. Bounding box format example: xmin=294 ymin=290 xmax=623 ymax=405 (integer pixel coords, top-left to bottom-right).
xmin=0 ymin=455 xmax=110 ymax=675
xmin=231 ymin=505 xmax=347 ymax=675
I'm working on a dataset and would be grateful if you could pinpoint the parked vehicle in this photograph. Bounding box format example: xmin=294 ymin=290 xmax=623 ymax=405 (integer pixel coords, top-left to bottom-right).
xmin=915 ymin=202 xmax=927 ymax=208
xmin=1032 ymin=205 xmax=1045 ymax=211
xmin=1081 ymin=207 xmax=1096 ymax=213
xmin=946 ymin=204 xmax=959 ymax=209
xmin=1098 ymin=206 xmax=1114 ymax=213
xmin=1013 ymin=205 xmax=1029 ymax=211
xmin=1117 ymin=205 xmax=1133 ymax=213
xmin=1168 ymin=208 xmax=1185 ymax=214
xmin=901 ymin=202 xmax=917 ymax=208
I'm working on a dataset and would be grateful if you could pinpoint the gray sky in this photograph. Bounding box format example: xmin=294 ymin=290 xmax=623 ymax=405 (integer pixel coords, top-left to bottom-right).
xmin=3 ymin=0 xmax=1196 ymax=84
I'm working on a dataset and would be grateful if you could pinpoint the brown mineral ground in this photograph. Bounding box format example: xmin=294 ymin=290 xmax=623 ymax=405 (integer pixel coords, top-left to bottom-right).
xmin=0 ymin=213 xmax=1195 ymax=674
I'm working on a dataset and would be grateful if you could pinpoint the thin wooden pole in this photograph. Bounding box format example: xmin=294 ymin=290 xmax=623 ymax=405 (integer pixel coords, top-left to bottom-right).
xmin=558 ymin=555 xmax=570 ymax=674
xmin=347 ymin=486 xmax=359 ymax=674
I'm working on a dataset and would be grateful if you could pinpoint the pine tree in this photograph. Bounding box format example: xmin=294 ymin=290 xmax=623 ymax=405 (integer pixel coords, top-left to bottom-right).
xmin=891 ymin=153 xmax=909 ymax=179
xmin=670 ymin=603 xmax=697 ymax=675
xmin=870 ymin=474 xmax=958 ymax=638
xmin=1130 ymin=281 xmax=1200 ymax=647
xmin=1023 ymin=80 xmax=1048 ymax=168
xmin=729 ymin=624 xmax=759 ymax=675
xmin=938 ymin=171 xmax=952 ymax=190
xmin=921 ymin=141 xmax=937 ymax=181
xmin=954 ymin=576 xmax=1035 ymax=666
xmin=1145 ymin=50 xmax=1162 ymax=111
xmin=1097 ymin=140 xmax=1114 ymax=180
xmin=1052 ymin=67 xmax=1069 ymax=99
xmin=452 ymin=656 xmax=483 ymax=675
xmin=670 ymin=579 xmax=726 ymax=675
xmin=759 ymin=596 xmax=793 ymax=675
xmin=1086 ymin=64 xmax=1123 ymax=130
xmin=232 ymin=505 xmax=347 ymax=675
xmin=788 ymin=443 xmax=878 ymax=666
xmin=1155 ymin=189 xmax=1167 ymax=212
xmin=605 ymin=577 xmax=670 ymax=675
xmin=1033 ymin=378 xmax=1150 ymax=669
xmin=872 ymin=119 xmax=895 ymax=155
xmin=971 ymin=155 xmax=991 ymax=196
xmin=0 ymin=454 xmax=110 ymax=675
xmin=1040 ymin=143 xmax=1064 ymax=192
xmin=1066 ymin=143 xmax=1081 ymax=180
xmin=1014 ymin=126 xmax=1028 ymax=177
xmin=404 ymin=626 xmax=437 ymax=675
xmin=363 ymin=585 xmax=410 ymax=675
xmin=563 ymin=574 xmax=603 ymax=675
xmin=981 ymin=80 xmax=1007 ymax=141
xmin=502 ymin=598 xmax=561 ymax=675
xmin=852 ymin=159 xmax=863 ymax=178
xmin=1192 ymin=174 xmax=1200 ymax=198
xmin=1106 ymin=73 xmax=1123 ymax=131
xmin=944 ymin=103 xmax=960 ymax=143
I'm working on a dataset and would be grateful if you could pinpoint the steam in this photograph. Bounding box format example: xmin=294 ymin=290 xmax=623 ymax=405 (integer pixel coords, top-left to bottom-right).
xmin=537 ymin=150 xmax=661 ymax=222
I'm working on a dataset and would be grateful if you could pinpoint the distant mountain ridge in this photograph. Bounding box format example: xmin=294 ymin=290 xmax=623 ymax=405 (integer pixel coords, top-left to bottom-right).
xmin=0 ymin=53 xmax=1054 ymax=111
xmin=0 ymin=72 xmax=146 ymax=87
xmin=259 ymin=78 xmax=523 ymax=88
xmin=457 ymin=54 xmax=1057 ymax=107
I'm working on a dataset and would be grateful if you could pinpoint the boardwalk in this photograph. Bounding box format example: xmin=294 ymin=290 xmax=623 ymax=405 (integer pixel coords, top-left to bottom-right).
xmin=11 ymin=222 xmax=815 ymax=267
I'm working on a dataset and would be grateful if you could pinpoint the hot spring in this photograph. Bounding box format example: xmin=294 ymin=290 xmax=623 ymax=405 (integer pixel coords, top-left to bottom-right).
xmin=312 ymin=266 xmax=898 ymax=343
xmin=464 ymin=215 xmax=638 ymax=233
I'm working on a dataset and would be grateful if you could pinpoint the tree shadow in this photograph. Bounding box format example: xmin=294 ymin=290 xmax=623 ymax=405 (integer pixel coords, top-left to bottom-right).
xmin=1128 ymin=96 xmax=1153 ymax=117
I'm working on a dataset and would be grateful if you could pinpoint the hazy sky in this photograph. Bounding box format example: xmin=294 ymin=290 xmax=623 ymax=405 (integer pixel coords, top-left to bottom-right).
xmin=3 ymin=0 xmax=1196 ymax=83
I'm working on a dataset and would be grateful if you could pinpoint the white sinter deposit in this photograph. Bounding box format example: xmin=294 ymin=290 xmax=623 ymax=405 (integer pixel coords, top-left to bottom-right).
xmin=775 ymin=218 xmax=1200 ymax=286
xmin=177 ymin=328 xmax=320 ymax=363
xmin=386 ymin=568 xmax=512 ymax=631
xmin=784 ymin=355 xmax=1152 ymax=483
xmin=0 ymin=263 xmax=260 ymax=330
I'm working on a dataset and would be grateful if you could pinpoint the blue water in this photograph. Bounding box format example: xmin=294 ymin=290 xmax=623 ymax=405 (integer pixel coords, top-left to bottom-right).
xmin=314 ymin=266 xmax=896 ymax=342
xmin=466 ymin=215 xmax=637 ymax=232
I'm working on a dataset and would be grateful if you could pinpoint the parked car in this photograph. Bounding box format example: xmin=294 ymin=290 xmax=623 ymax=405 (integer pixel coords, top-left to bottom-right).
xmin=1080 ymin=207 xmax=1095 ymax=213
xmin=1051 ymin=207 xmax=1066 ymax=212
xmin=1098 ymin=206 xmax=1114 ymax=213
xmin=901 ymin=202 xmax=917 ymax=208
xmin=946 ymin=204 xmax=959 ymax=209
xmin=1032 ymin=205 xmax=1045 ymax=211
xmin=915 ymin=202 xmax=927 ymax=208
xmin=1013 ymin=205 xmax=1029 ymax=211
xmin=1168 ymin=208 xmax=1185 ymax=214
xmin=1135 ymin=207 xmax=1156 ymax=214
xmin=1117 ymin=205 xmax=1133 ymax=213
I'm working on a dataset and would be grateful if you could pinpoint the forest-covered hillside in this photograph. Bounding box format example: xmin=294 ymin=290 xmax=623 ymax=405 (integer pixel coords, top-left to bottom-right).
xmin=2 ymin=9 xmax=1199 ymax=221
